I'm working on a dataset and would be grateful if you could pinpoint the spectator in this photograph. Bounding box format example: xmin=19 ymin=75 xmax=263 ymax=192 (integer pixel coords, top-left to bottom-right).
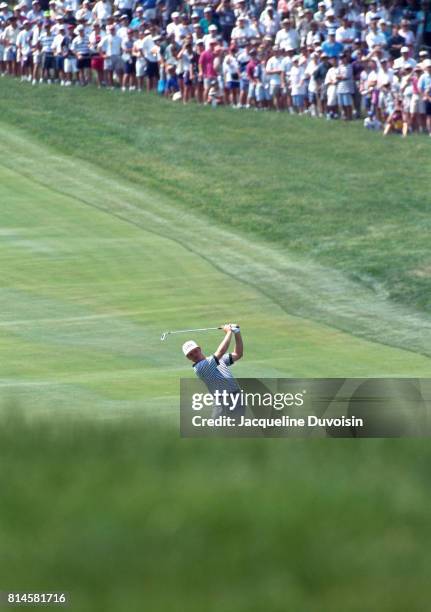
xmin=1 ymin=0 xmax=430 ymax=139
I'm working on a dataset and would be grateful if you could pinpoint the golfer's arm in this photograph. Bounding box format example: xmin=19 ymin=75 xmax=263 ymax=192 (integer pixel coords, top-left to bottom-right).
xmin=214 ymin=331 xmax=232 ymax=359
xmin=231 ymin=331 xmax=243 ymax=362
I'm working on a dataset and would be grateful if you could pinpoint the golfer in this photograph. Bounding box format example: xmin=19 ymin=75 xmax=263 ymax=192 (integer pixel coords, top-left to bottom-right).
xmin=182 ymin=324 xmax=244 ymax=418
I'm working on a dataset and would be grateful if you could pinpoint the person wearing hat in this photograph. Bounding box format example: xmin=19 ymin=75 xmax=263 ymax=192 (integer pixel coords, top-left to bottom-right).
xmin=336 ymin=52 xmax=353 ymax=120
xmin=2 ymin=15 xmax=18 ymax=76
xmin=335 ymin=16 xmax=355 ymax=50
xmin=52 ymin=21 xmax=68 ymax=84
xmin=71 ymin=22 xmax=91 ymax=85
xmin=324 ymin=8 xmax=338 ymax=33
xmin=88 ymin=21 xmax=104 ymax=87
xmin=182 ymin=324 xmax=244 ymax=420
xmin=275 ymin=18 xmax=299 ymax=52
xmin=199 ymin=37 xmax=217 ymax=101
xmin=140 ymin=26 xmax=161 ymax=91
xmin=222 ymin=42 xmax=240 ymax=105
xmin=203 ymin=22 xmax=218 ymax=49
xmin=166 ymin=10 xmax=180 ymax=37
xmin=98 ymin=22 xmax=123 ymax=87
xmin=321 ymin=30 xmax=343 ymax=58
xmin=200 ymin=5 xmax=218 ymax=35
xmin=289 ymin=53 xmax=307 ymax=113
xmin=259 ymin=0 xmax=279 ymax=38
xmin=17 ymin=19 xmax=32 ymax=81
xmin=313 ymin=2 xmax=326 ymax=26
xmin=231 ymin=14 xmax=251 ymax=48
xmin=313 ymin=50 xmax=330 ymax=116
xmin=393 ymin=45 xmax=416 ymax=70
xmin=366 ymin=15 xmax=387 ymax=50
xmin=132 ymin=27 xmax=146 ymax=91
xmin=130 ymin=6 xmax=144 ymax=30
xmin=117 ymin=13 xmax=131 ymax=42
xmin=266 ymin=44 xmax=283 ymax=110
xmin=120 ymin=27 xmax=136 ymax=90
xmin=0 ymin=2 xmax=11 ymax=23
xmin=26 ymin=1 xmax=43 ymax=25
xmin=418 ymin=59 xmax=431 ymax=135
xmin=324 ymin=55 xmax=339 ymax=118
xmin=75 ymin=0 xmax=92 ymax=25
xmin=39 ymin=19 xmax=56 ymax=82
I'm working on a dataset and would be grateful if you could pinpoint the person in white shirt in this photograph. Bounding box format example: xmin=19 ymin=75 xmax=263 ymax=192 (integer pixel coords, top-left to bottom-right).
xmin=166 ymin=12 xmax=180 ymax=38
xmin=275 ymin=18 xmax=299 ymax=51
xmin=231 ymin=16 xmax=251 ymax=48
xmin=336 ymin=52 xmax=353 ymax=119
xmin=335 ymin=16 xmax=355 ymax=49
xmin=259 ymin=3 xmax=279 ymax=38
xmin=393 ymin=46 xmax=417 ymax=71
xmin=117 ymin=14 xmax=130 ymax=42
xmin=305 ymin=52 xmax=319 ymax=115
xmin=16 ymin=19 xmax=32 ymax=80
xmin=399 ymin=18 xmax=415 ymax=48
xmin=281 ymin=46 xmax=294 ymax=110
xmin=203 ymin=23 xmax=219 ymax=49
xmin=220 ymin=44 xmax=238 ymax=104
xmin=75 ymin=0 xmax=92 ymax=23
xmin=290 ymin=55 xmax=306 ymax=112
xmin=92 ymin=0 xmax=111 ymax=24
xmin=324 ymin=55 xmax=339 ymax=118
xmin=366 ymin=16 xmax=387 ymax=50
xmin=52 ymin=23 xmax=68 ymax=84
xmin=133 ymin=27 xmax=146 ymax=91
xmin=266 ymin=45 xmax=283 ymax=110
xmin=2 ymin=17 xmax=18 ymax=75
xmin=142 ymin=28 xmax=161 ymax=91
xmin=98 ymin=24 xmax=123 ymax=86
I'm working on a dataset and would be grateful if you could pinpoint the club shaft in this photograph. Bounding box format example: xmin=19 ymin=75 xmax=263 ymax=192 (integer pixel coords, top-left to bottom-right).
xmin=167 ymin=327 xmax=221 ymax=335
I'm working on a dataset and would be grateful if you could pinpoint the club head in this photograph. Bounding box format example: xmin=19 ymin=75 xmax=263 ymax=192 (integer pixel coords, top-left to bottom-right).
xmin=160 ymin=332 xmax=168 ymax=342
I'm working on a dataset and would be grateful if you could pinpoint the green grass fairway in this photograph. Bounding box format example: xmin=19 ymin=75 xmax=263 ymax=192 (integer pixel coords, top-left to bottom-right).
xmin=0 ymin=120 xmax=430 ymax=416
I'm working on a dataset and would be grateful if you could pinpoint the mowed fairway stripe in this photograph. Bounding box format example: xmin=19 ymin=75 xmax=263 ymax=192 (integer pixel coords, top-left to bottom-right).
xmin=0 ymin=127 xmax=430 ymax=416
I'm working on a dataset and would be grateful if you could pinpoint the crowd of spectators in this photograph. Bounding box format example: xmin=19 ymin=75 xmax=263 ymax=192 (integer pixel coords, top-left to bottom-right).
xmin=1 ymin=0 xmax=431 ymax=135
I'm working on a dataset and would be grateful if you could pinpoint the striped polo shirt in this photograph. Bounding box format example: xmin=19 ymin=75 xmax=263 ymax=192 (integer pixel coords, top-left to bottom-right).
xmin=40 ymin=31 xmax=55 ymax=53
xmin=193 ymin=354 xmax=240 ymax=395
xmin=71 ymin=35 xmax=90 ymax=56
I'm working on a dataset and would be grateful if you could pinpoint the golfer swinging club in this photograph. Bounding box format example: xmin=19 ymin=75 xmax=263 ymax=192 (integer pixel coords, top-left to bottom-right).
xmin=182 ymin=324 xmax=244 ymax=418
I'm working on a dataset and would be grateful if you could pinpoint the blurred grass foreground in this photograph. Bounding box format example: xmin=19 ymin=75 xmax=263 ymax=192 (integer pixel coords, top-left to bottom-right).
xmin=0 ymin=408 xmax=430 ymax=612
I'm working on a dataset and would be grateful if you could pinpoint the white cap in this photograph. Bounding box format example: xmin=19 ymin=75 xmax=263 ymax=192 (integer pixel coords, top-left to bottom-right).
xmin=171 ymin=11 xmax=179 ymax=18
xmin=182 ymin=340 xmax=199 ymax=356
xmin=401 ymin=46 xmax=409 ymax=53
xmin=326 ymin=8 xmax=335 ymax=16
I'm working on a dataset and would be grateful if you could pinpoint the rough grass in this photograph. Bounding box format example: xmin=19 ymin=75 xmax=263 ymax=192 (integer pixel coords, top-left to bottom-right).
xmin=1 ymin=413 xmax=430 ymax=612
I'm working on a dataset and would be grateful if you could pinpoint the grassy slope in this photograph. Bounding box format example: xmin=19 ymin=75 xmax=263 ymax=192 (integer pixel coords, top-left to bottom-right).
xmin=1 ymin=418 xmax=430 ymax=612
xmin=0 ymin=79 xmax=430 ymax=312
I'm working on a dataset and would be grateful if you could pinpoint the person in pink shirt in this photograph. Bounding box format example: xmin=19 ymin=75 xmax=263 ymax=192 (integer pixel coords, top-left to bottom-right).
xmin=199 ymin=39 xmax=217 ymax=103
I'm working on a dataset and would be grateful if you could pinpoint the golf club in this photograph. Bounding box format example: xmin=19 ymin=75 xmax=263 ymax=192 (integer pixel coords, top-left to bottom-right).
xmin=160 ymin=325 xmax=239 ymax=341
